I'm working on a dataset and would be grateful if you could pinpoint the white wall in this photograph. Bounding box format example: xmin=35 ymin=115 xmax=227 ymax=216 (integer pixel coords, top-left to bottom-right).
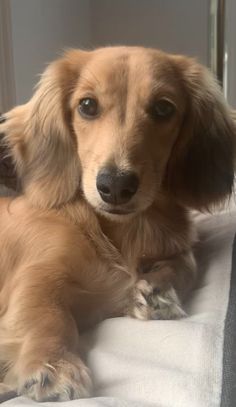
xmin=9 ymin=0 xmax=214 ymax=105
xmin=225 ymin=0 xmax=236 ymax=107
xmin=90 ymin=0 xmax=209 ymax=65
xmin=10 ymin=0 xmax=91 ymax=104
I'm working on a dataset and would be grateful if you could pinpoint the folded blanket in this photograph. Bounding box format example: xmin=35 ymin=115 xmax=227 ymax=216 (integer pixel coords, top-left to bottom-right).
xmin=1 ymin=207 xmax=236 ymax=407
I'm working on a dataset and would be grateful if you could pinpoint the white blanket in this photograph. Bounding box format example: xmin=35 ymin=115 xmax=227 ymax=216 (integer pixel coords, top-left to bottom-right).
xmin=2 ymin=205 xmax=236 ymax=407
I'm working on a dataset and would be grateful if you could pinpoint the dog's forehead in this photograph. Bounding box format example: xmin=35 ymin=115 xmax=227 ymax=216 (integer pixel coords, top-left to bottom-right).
xmin=79 ymin=48 xmax=176 ymax=95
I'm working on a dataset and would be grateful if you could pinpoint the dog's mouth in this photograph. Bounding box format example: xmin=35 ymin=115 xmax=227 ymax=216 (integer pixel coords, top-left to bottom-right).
xmin=104 ymin=208 xmax=134 ymax=215
xmin=96 ymin=204 xmax=136 ymax=218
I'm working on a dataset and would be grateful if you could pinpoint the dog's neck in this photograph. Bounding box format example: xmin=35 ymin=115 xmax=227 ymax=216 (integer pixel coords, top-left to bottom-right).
xmin=59 ymin=195 xmax=192 ymax=268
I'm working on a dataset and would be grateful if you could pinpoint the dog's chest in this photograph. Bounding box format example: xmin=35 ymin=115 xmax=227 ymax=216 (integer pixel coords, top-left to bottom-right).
xmin=102 ymin=215 xmax=176 ymax=273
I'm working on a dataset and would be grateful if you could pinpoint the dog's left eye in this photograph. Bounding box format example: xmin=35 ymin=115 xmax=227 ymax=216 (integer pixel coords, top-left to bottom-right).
xmin=150 ymin=98 xmax=176 ymax=120
xmin=78 ymin=98 xmax=99 ymax=119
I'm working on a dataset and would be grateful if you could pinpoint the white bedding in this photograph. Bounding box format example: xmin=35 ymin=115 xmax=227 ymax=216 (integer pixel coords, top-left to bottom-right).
xmin=2 ymin=205 xmax=236 ymax=407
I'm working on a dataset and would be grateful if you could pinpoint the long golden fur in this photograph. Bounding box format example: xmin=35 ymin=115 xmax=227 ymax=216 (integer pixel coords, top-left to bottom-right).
xmin=0 ymin=46 xmax=235 ymax=401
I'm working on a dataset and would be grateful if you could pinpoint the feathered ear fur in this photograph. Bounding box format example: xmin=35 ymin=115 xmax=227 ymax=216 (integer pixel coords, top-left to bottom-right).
xmin=165 ymin=57 xmax=236 ymax=210
xmin=0 ymin=50 xmax=89 ymax=208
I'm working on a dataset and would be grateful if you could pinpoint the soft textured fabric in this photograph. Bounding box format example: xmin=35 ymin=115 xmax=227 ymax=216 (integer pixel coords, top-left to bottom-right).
xmin=1 ymin=205 xmax=236 ymax=407
xmin=221 ymin=233 xmax=236 ymax=406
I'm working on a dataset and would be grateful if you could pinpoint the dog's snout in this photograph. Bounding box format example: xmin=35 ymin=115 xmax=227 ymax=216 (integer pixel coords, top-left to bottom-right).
xmin=96 ymin=167 xmax=139 ymax=205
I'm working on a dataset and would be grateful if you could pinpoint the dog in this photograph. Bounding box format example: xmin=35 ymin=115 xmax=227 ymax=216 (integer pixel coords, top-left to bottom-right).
xmin=0 ymin=46 xmax=235 ymax=401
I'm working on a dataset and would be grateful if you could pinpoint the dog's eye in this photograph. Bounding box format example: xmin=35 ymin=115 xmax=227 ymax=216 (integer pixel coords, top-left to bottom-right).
xmin=78 ymin=98 xmax=99 ymax=119
xmin=150 ymin=99 xmax=176 ymax=120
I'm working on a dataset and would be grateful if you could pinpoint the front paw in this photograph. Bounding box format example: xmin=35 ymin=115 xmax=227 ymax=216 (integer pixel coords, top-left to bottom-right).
xmin=129 ymin=280 xmax=186 ymax=320
xmin=16 ymin=353 xmax=92 ymax=401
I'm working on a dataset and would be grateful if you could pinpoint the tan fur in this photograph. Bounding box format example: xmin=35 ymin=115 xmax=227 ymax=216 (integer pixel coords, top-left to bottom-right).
xmin=0 ymin=46 xmax=235 ymax=401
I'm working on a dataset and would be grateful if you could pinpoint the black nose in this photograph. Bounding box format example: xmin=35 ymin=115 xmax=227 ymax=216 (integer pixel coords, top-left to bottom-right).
xmin=96 ymin=167 xmax=139 ymax=205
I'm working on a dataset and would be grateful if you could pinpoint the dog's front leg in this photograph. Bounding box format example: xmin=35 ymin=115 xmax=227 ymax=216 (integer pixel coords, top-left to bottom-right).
xmin=3 ymin=271 xmax=92 ymax=402
xmin=128 ymin=251 xmax=196 ymax=320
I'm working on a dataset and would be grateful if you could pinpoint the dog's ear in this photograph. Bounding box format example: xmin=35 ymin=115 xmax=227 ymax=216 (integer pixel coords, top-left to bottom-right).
xmin=0 ymin=49 xmax=89 ymax=208
xmin=165 ymin=57 xmax=236 ymax=210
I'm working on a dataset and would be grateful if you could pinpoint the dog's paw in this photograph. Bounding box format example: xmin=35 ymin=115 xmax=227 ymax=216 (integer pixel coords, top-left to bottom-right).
xmin=17 ymin=354 xmax=92 ymax=401
xmin=129 ymin=280 xmax=186 ymax=320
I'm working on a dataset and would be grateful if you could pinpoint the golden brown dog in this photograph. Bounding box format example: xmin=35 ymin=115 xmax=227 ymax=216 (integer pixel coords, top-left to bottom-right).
xmin=0 ymin=46 xmax=235 ymax=401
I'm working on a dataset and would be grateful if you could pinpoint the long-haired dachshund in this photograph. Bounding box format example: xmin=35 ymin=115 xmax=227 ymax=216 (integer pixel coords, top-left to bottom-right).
xmin=0 ymin=46 xmax=235 ymax=401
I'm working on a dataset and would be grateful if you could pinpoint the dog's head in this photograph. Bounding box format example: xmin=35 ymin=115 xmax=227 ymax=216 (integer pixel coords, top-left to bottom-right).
xmin=0 ymin=47 xmax=235 ymax=217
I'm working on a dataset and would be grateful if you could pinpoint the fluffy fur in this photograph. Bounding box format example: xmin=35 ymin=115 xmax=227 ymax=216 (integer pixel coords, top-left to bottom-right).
xmin=0 ymin=46 xmax=235 ymax=401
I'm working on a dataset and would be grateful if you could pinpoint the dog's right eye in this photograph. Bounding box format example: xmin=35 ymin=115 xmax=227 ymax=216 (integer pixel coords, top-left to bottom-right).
xmin=148 ymin=98 xmax=176 ymax=121
xmin=78 ymin=98 xmax=99 ymax=119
